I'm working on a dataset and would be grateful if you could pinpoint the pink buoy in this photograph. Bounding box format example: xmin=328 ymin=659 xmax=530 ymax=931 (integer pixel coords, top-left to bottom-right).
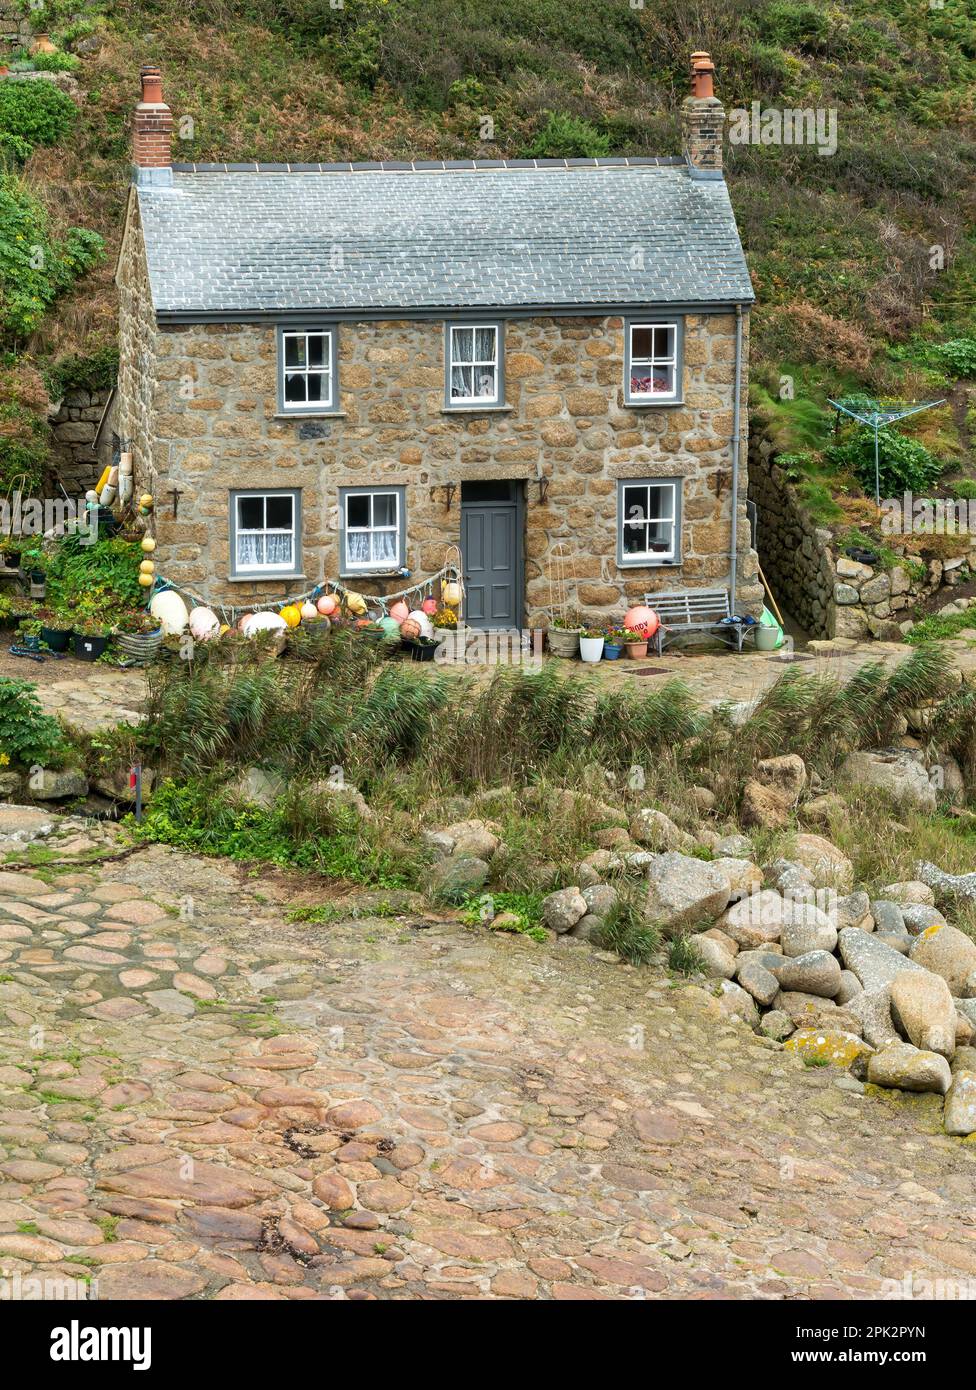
xmin=389 ymin=600 xmax=410 ymax=623
xmin=421 ymin=596 xmax=437 ymax=616
xmin=317 ymin=594 xmax=338 ymax=617
xmin=623 ymin=604 xmax=659 ymax=637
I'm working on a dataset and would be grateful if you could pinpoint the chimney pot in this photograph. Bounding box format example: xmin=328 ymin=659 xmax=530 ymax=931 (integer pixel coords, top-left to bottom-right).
xmin=681 ymin=50 xmax=724 ymax=178
xmin=690 ymin=51 xmax=716 ymax=100
xmin=140 ymin=64 xmax=164 ymax=105
xmin=133 ymin=64 xmax=173 ymax=186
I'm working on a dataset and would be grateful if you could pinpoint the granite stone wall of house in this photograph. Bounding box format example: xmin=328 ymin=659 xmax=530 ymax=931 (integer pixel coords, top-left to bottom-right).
xmin=117 ymin=269 xmax=761 ymax=621
xmin=115 ymin=196 xmax=159 ymax=508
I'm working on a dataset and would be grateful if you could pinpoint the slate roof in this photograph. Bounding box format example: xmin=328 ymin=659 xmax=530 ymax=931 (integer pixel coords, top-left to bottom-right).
xmin=136 ymin=160 xmax=754 ymax=319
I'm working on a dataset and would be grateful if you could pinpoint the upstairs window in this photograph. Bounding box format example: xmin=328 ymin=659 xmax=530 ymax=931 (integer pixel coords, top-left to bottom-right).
xmin=625 ymin=321 xmax=681 ymax=404
xmin=616 ymin=479 xmax=681 ymax=566
xmin=231 ymin=490 xmax=300 ymax=576
xmin=340 ymin=487 xmax=405 ymax=572
xmin=279 ymin=328 xmax=334 ymax=412
xmin=446 ymin=323 xmax=502 ymax=406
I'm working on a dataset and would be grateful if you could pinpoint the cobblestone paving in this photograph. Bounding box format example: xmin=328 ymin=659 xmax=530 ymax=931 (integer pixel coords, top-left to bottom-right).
xmin=1 ymin=845 xmax=975 ymax=1301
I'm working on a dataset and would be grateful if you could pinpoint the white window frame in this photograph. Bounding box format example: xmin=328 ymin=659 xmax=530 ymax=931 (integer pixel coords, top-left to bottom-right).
xmin=341 ymin=487 xmax=404 ymax=573
xmin=617 ymin=478 xmax=681 ymax=566
xmin=232 ymin=490 xmax=299 ymax=576
xmin=446 ymin=322 xmax=502 ymax=406
xmin=279 ymin=327 xmax=334 ymax=412
xmin=626 ymin=321 xmax=680 ymax=403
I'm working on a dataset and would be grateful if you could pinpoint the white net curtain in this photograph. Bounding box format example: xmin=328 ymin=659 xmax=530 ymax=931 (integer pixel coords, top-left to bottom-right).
xmin=236 ymin=494 xmax=295 ymax=569
xmin=345 ymin=491 xmax=399 ymax=567
xmin=450 ymin=326 xmax=497 ymax=401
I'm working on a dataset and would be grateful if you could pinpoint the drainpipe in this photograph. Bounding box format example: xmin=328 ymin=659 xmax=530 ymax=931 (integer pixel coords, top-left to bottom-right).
xmin=729 ymin=302 xmax=744 ymax=612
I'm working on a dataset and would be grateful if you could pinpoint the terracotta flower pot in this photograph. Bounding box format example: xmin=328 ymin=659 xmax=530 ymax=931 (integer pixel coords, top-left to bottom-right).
xmin=625 ymin=641 xmax=648 ymax=659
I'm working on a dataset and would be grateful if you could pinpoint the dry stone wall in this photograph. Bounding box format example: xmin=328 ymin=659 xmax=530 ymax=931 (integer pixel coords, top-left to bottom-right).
xmin=749 ymin=438 xmax=976 ymax=640
xmin=48 ymin=388 xmax=115 ymax=492
xmin=748 ymin=439 xmax=835 ymax=637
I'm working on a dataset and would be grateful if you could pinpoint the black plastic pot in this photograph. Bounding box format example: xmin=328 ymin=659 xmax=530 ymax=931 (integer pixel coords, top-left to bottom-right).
xmin=73 ymin=632 xmax=109 ymax=662
xmin=845 ymin=546 xmax=879 ymax=566
xmin=406 ymin=639 xmax=438 ymax=662
xmin=41 ymin=625 xmax=72 ymax=652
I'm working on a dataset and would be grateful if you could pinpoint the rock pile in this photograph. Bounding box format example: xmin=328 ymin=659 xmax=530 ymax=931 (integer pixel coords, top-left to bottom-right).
xmin=675 ymin=855 xmax=976 ymax=1135
xmin=425 ymin=770 xmax=976 ymax=1138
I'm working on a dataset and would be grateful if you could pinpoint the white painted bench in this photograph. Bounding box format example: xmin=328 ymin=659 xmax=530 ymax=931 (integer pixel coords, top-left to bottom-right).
xmin=644 ymin=587 xmax=749 ymax=654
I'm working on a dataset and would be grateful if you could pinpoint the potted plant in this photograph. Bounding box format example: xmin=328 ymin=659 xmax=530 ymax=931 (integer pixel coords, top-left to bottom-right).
xmin=0 ymin=538 xmax=21 ymax=570
xmin=547 ymin=611 xmax=583 ymax=658
xmin=404 ymin=634 xmax=440 ymax=662
xmin=39 ymin=607 xmax=73 ymax=653
xmin=21 ymin=542 xmax=46 ymax=581
xmin=579 ymin=627 xmax=605 ymax=663
xmin=17 ymin=617 xmax=43 ymax=653
xmin=603 ymin=626 xmax=625 ymax=660
xmin=624 ymin=627 xmax=649 ymax=659
xmin=113 ymin=609 xmax=164 ymax=665
xmin=73 ymin=616 xmax=111 ymax=662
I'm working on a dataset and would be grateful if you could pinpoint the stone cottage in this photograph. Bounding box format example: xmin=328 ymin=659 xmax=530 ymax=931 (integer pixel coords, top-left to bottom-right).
xmin=115 ymin=55 xmax=761 ymax=628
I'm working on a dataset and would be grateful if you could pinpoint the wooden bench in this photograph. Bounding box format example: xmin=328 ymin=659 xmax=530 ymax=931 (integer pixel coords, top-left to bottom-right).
xmin=644 ymin=587 xmax=749 ymax=654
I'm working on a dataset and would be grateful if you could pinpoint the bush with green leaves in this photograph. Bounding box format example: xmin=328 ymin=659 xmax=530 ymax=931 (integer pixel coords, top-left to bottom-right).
xmin=0 ymin=80 xmax=76 ymax=149
xmin=826 ymin=426 xmax=943 ymax=497
xmin=44 ymin=532 xmax=143 ymax=616
xmin=524 ymin=111 xmax=610 ymax=160
xmin=933 ymin=339 xmax=976 ymax=378
xmin=0 ymin=677 xmax=67 ymax=767
xmin=43 ymin=347 xmax=118 ymax=402
xmin=0 ymin=175 xmax=103 ymax=340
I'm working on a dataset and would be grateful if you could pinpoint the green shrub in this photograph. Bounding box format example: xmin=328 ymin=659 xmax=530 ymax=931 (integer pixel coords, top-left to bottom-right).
xmin=0 ymin=398 xmax=48 ymax=492
xmin=0 ymin=175 xmax=103 ymax=340
xmin=0 ymin=132 xmax=33 ymax=168
xmin=524 ymin=111 xmax=610 ymax=160
xmin=952 ymin=480 xmax=976 ymax=501
xmin=0 ymin=80 xmax=76 ymax=147
xmin=43 ymin=347 xmax=118 ymax=402
xmin=933 ymin=339 xmax=976 ymax=378
xmin=826 ymin=427 xmax=943 ymax=497
xmin=44 ymin=532 xmax=143 ymax=616
xmin=26 ymin=52 xmax=81 ymax=75
xmin=0 ymin=677 xmax=68 ymax=767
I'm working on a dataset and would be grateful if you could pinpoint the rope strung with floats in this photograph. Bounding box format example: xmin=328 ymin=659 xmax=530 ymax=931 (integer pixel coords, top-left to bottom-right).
xmin=147 ymin=556 xmax=465 ymax=629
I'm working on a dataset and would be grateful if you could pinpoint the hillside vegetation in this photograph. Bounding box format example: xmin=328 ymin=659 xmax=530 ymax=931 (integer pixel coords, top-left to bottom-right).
xmin=3 ymin=0 xmax=976 ymax=516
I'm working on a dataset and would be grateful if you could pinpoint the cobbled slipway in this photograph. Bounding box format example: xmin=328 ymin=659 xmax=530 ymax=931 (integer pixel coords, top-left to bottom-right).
xmin=1 ymin=842 xmax=975 ymax=1301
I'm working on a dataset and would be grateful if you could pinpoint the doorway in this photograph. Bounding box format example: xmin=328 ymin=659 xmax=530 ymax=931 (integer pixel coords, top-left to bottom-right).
xmin=460 ymin=480 xmax=524 ymax=630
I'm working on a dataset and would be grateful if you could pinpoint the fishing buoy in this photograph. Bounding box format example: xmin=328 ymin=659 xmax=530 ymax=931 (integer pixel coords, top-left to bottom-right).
xmin=189 ymin=606 xmax=220 ymax=641
xmin=149 ymin=588 xmax=189 ymax=635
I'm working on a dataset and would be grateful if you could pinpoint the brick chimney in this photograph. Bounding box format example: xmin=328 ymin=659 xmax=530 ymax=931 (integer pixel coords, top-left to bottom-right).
xmin=132 ymin=64 xmax=173 ymax=187
xmin=681 ymin=51 xmax=724 ymax=179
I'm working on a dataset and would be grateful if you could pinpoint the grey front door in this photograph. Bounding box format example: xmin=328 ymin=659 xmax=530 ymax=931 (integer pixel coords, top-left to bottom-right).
xmin=460 ymin=481 xmax=522 ymax=629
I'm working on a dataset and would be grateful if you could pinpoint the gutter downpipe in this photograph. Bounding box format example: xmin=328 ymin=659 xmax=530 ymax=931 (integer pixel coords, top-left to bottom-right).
xmin=730 ymin=302 xmax=744 ymax=613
